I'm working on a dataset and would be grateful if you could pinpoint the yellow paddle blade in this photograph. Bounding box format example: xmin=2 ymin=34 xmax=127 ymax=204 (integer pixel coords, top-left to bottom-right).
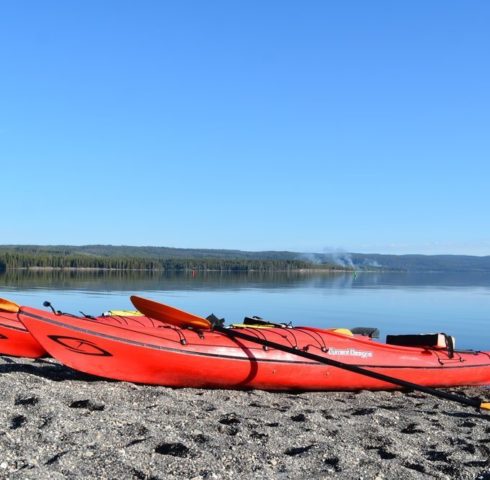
xmin=480 ymin=402 xmax=490 ymax=411
xmin=130 ymin=295 xmax=212 ymax=330
xmin=0 ymin=297 xmax=20 ymax=313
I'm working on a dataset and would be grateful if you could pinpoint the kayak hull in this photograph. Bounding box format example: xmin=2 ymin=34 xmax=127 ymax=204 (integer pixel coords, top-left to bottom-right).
xmin=19 ymin=307 xmax=490 ymax=391
xmin=0 ymin=312 xmax=47 ymax=358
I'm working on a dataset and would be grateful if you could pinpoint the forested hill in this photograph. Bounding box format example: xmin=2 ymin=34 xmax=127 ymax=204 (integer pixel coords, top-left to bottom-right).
xmin=0 ymin=245 xmax=489 ymax=272
xmin=0 ymin=245 xmax=340 ymax=272
xmin=0 ymin=245 xmax=310 ymax=260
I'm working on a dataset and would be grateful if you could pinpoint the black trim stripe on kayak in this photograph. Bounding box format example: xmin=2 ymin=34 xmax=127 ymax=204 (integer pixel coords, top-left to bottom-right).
xmin=20 ymin=310 xmax=490 ymax=370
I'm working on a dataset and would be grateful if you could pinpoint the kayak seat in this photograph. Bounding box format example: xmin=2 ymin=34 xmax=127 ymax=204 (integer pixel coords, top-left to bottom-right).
xmin=351 ymin=327 xmax=380 ymax=339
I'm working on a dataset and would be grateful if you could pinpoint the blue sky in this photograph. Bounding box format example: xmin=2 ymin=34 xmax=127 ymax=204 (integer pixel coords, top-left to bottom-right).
xmin=1 ymin=1 xmax=489 ymax=255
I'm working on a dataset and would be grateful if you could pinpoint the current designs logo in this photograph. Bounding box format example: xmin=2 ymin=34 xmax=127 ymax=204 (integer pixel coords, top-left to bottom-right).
xmin=328 ymin=348 xmax=373 ymax=359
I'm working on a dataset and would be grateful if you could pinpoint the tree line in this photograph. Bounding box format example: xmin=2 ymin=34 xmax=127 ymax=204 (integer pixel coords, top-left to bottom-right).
xmin=0 ymin=251 xmax=342 ymax=272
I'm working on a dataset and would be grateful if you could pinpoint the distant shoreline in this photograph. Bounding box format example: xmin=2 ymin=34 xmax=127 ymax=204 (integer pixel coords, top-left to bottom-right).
xmin=1 ymin=244 xmax=489 ymax=273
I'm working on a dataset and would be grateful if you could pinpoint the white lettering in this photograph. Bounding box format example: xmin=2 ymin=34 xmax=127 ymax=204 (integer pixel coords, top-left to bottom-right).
xmin=328 ymin=348 xmax=373 ymax=359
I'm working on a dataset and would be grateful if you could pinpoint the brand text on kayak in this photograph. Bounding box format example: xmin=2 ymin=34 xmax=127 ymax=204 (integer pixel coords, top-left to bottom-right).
xmin=327 ymin=348 xmax=374 ymax=359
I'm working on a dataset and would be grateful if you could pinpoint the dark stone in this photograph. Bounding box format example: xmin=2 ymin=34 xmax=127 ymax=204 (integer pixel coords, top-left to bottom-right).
xmin=10 ymin=415 xmax=27 ymax=430
xmin=351 ymin=408 xmax=376 ymax=416
xmin=218 ymin=414 xmax=240 ymax=425
xmin=437 ymin=464 xmax=459 ymax=476
xmin=425 ymin=450 xmax=450 ymax=462
xmin=291 ymin=413 xmax=307 ymax=422
xmin=69 ymin=399 xmax=105 ymax=411
xmin=401 ymin=423 xmax=424 ymax=434
xmin=462 ymin=443 xmax=477 ymax=454
xmin=404 ymin=462 xmax=425 ymax=473
xmin=324 ymin=456 xmax=340 ymax=471
xmin=378 ymin=404 xmax=400 ymax=411
xmin=14 ymin=395 xmax=39 ymax=407
xmin=466 ymin=461 xmax=490 ymax=468
xmin=378 ymin=448 xmax=397 ymax=460
xmin=45 ymin=451 xmax=69 ymax=465
xmin=155 ymin=442 xmax=190 ymax=457
xmin=126 ymin=438 xmax=147 ymax=447
xmin=284 ymin=445 xmax=315 ymax=456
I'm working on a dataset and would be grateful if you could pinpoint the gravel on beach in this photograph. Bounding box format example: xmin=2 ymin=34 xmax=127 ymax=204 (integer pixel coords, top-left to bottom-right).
xmin=0 ymin=356 xmax=489 ymax=480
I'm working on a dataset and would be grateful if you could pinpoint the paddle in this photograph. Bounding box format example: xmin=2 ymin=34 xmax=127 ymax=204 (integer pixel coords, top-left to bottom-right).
xmin=0 ymin=297 xmax=20 ymax=313
xmin=130 ymin=295 xmax=490 ymax=411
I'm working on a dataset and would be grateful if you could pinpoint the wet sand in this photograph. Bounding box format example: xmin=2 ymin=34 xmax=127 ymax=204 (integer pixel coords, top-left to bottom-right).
xmin=0 ymin=356 xmax=489 ymax=479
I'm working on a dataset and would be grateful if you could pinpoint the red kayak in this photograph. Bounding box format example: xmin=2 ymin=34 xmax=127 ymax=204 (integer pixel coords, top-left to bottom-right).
xmin=0 ymin=309 xmax=165 ymax=359
xmin=18 ymin=306 xmax=490 ymax=390
xmin=0 ymin=311 xmax=47 ymax=358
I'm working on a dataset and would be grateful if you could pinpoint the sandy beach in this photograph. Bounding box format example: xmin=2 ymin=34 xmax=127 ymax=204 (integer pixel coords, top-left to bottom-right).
xmin=0 ymin=356 xmax=489 ymax=479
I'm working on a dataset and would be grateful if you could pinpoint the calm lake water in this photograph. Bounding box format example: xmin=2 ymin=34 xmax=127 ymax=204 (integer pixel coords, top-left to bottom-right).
xmin=1 ymin=270 xmax=490 ymax=350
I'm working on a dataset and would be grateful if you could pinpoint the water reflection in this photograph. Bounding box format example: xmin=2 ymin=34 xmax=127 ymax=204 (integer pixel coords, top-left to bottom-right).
xmin=1 ymin=270 xmax=490 ymax=292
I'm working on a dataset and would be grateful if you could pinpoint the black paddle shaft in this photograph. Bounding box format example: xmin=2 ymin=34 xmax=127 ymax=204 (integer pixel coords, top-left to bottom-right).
xmin=215 ymin=326 xmax=485 ymax=410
